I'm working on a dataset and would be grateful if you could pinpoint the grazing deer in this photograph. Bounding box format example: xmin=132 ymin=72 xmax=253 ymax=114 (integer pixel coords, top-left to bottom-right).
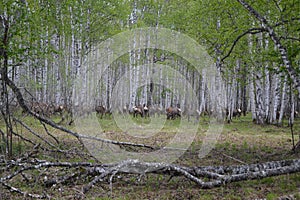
xmin=132 ymin=104 xmax=149 ymax=118
xmin=95 ymin=105 xmax=106 ymax=118
xmin=133 ymin=105 xmax=144 ymax=117
xmin=166 ymin=106 xmax=181 ymax=120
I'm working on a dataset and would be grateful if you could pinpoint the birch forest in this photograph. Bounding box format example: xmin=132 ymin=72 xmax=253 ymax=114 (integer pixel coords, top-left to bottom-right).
xmin=1 ymin=0 xmax=300 ymax=199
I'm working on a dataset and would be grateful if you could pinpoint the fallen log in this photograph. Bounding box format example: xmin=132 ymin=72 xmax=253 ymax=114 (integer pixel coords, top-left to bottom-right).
xmin=1 ymin=157 xmax=300 ymax=197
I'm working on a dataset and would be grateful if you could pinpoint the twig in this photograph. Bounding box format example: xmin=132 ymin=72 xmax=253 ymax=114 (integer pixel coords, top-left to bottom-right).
xmin=221 ymin=152 xmax=247 ymax=165
xmin=13 ymin=118 xmax=56 ymax=149
xmin=40 ymin=121 xmax=60 ymax=145
xmin=10 ymin=129 xmax=46 ymax=150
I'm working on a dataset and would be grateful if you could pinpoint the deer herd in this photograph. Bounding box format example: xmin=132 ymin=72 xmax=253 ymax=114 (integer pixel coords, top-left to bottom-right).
xmin=20 ymin=99 xmax=300 ymax=125
xmin=23 ymin=100 xmax=247 ymax=124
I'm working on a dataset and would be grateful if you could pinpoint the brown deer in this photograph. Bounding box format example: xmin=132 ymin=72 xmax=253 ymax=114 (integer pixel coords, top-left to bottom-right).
xmin=95 ymin=105 xmax=106 ymax=118
xmin=166 ymin=106 xmax=181 ymax=120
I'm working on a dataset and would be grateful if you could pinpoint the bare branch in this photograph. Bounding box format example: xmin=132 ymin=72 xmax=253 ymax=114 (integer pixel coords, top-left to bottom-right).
xmin=13 ymin=118 xmax=57 ymax=149
xmin=10 ymin=129 xmax=45 ymax=150
xmin=1 ymin=181 xmax=47 ymax=199
xmin=40 ymin=121 xmax=60 ymax=144
xmin=271 ymin=0 xmax=282 ymax=12
xmin=220 ymin=152 xmax=247 ymax=165
xmin=221 ymin=27 xmax=267 ymax=62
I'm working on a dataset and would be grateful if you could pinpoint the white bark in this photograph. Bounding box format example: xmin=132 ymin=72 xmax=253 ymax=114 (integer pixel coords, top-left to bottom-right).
xmin=249 ymin=72 xmax=256 ymax=121
xmin=264 ymin=65 xmax=270 ymax=122
xmin=269 ymin=69 xmax=280 ymax=124
xmin=199 ymin=70 xmax=206 ymax=115
xmin=289 ymin=91 xmax=295 ymax=126
xmin=278 ymin=77 xmax=287 ymax=125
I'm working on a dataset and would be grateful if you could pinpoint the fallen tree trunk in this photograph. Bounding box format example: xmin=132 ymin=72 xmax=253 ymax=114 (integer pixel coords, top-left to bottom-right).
xmin=1 ymin=156 xmax=300 ymax=198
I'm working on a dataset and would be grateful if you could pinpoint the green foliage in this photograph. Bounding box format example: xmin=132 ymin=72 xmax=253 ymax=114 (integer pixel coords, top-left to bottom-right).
xmin=1 ymin=0 xmax=129 ymax=64
xmin=151 ymin=0 xmax=300 ymax=81
xmin=2 ymin=0 xmax=299 ymax=94
xmin=266 ymin=193 xmax=278 ymax=200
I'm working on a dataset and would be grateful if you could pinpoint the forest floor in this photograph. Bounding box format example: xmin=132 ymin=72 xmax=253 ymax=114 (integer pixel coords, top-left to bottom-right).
xmin=1 ymin=113 xmax=300 ymax=199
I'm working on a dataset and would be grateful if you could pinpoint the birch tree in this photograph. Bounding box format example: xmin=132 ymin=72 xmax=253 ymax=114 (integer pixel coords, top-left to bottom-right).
xmin=236 ymin=0 xmax=300 ymax=98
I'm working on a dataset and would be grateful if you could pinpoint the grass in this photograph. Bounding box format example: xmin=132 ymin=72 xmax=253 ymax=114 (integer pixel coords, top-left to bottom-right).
xmin=1 ymin=112 xmax=300 ymax=199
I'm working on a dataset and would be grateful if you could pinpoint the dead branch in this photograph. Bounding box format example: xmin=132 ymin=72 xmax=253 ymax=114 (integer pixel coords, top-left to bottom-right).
xmin=1 ymin=181 xmax=47 ymax=199
xmin=10 ymin=129 xmax=46 ymax=150
xmin=1 ymin=157 xmax=300 ymax=198
xmin=13 ymin=118 xmax=57 ymax=149
xmin=40 ymin=121 xmax=60 ymax=145
xmin=220 ymin=152 xmax=248 ymax=165
xmin=221 ymin=27 xmax=267 ymax=63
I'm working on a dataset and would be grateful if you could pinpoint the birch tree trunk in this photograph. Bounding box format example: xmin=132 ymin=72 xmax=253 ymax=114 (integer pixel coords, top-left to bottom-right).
xmin=249 ymin=70 xmax=256 ymax=122
xmin=254 ymin=69 xmax=265 ymax=125
xmin=264 ymin=64 xmax=270 ymax=124
xmin=278 ymin=77 xmax=287 ymax=125
xmin=199 ymin=70 xmax=206 ymax=115
xmin=289 ymin=87 xmax=295 ymax=127
xmin=240 ymin=66 xmax=247 ymax=116
xmin=245 ymin=26 xmax=256 ymax=122
xmin=268 ymin=68 xmax=280 ymax=124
